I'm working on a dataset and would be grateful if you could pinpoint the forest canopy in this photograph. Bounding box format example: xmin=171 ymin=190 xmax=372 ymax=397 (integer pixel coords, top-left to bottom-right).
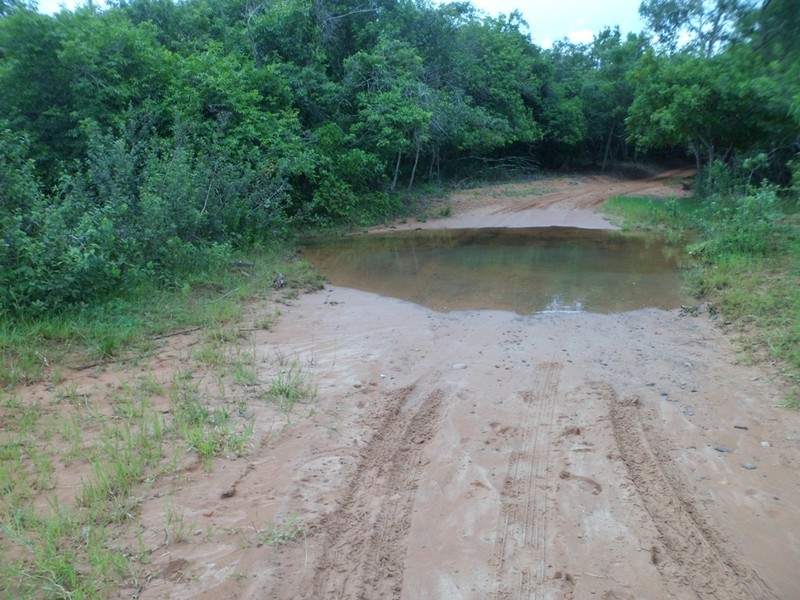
xmin=1 ymin=0 xmax=798 ymax=315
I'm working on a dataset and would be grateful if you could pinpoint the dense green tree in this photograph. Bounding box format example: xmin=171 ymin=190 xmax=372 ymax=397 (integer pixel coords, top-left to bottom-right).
xmin=543 ymin=30 xmax=646 ymax=168
xmin=639 ymin=0 xmax=754 ymax=56
xmin=586 ymin=30 xmax=647 ymax=168
xmin=744 ymin=0 xmax=800 ymax=158
xmin=0 ymin=7 xmax=75 ymax=173
xmin=345 ymin=37 xmax=434 ymax=189
xmin=57 ymin=9 xmax=170 ymax=129
xmin=310 ymin=0 xmax=384 ymax=71
xmin=630 ymin=0 xmax=796 ymax=184
xmin=0 ymin=123 xmax=41 ymax=214
xmin=238 ymin=0 xmax=318 ymax=67
xmin=539 ymin=40 xmax=591 ymax=163
xmin=1 ymin=0 xmax=33 ymax=16
xmin=450 ymin=13 xmax=543 ymax=147
xmin=627 ymin=48 xmax=791 ymax=177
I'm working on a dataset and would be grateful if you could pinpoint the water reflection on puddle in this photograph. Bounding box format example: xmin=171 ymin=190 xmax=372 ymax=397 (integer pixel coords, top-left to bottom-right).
xmin=302 ymin=227 xmax=690 ymax=314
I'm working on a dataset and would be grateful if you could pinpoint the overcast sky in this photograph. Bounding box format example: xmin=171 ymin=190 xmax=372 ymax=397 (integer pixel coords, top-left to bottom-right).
xmin=468 ymin=0 xmax=646 ymax=47
xmin=35 ymin=0 xmax=646 ymax=49
xmin=35 ymin=0 xmax=99 ymax=15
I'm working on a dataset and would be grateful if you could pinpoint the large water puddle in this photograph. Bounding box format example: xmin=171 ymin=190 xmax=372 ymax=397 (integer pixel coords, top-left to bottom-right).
xmin=302 ymin=227 xmax=691 ymax=314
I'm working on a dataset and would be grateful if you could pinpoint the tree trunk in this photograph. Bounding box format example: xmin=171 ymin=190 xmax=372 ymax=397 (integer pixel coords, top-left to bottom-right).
xmin=391 ymin=150 xmax=402 ymax=191
xmin=408 ymin=143 xmax=421 ymax=192
xmin=601 ymin=124 xmax=615 ymax=172
xmin=430 ymin=146 xmax=441 ymax=184
xmin=706 ymin=144 xmax=715 ymax=185
xmin=588 ymin=141 xmax=600 ymax=167
xmin=693 ymin=142 xmax=702 ymax=173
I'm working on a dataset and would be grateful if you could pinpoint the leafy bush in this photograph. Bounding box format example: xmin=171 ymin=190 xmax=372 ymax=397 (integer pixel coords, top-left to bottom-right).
xmin=0 ymin=120 xmax=292 ymax=317
xmin=692 ymin=160 xmax=747 ymax=199
xmin=690 ymin=183 xmax=784 ymax=258
xmin=0 ymin=126 xmax=42 ymax=214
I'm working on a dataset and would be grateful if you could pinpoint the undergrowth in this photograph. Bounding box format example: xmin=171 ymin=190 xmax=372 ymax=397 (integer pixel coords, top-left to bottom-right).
xmin=0 ymin=248 xmax=323 ymax=387
xmin=602 ymin=194 xmax=703 ymax=231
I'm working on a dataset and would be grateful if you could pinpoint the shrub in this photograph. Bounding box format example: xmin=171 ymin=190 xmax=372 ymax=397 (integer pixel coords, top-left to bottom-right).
xmin=690 ymin=183 xmax=784 ymax=258
xmin=0 ymin=121 xmax=291 ymax=316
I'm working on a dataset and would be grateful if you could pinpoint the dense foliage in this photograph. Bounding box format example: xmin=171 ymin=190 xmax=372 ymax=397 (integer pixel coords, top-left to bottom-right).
xmin=0 ymin=0 xmax=797 ymax=315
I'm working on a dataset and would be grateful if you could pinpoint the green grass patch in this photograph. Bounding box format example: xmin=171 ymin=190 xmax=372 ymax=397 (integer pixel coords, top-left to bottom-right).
xmin=601 ymin=195 xmax=703 ymax=231
xmin=0 ymin=241 xmax=326 ymax=597
xmin=0 ymin=394 xmax=164 ymax=597
xmin=690 ymin=250 xmax=800 ymax=378
xmin=170 ymin=378 xmax=253 ymax=469
xmin=265 ymin=358 xmax=317 ymax=426
xmin=255 ymin=514 xmax=306 ymax=547
xmin=0 ymin=246 xmax=314 ymax=387
xmin=0 ymin=366 xmax=259 ymax=597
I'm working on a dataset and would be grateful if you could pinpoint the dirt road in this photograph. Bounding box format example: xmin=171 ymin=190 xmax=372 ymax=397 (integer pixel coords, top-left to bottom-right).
xmin=372 ymin=167 xmax=694 ymax=231
xmin=38 ymin=171 xmax=800 ymax=599
xmin=155 ymin=294 xmax=795 ymax=600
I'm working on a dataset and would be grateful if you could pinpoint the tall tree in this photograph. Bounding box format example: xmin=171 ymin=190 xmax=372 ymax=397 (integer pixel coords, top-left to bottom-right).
xmin=345 ymin=37 xmax=433 ymax=190
xmin=1 ymin=0 xmax=34 ymax=16
xmin=584 ymin=29 xmax=647 ymax=168
xmin=449 ymin=13 xmax=543 ymax=149
xmin=640 ymin=0 xmax=754 ymax=56
xmin=0 ymin=8 xmax=76 ymax=174
xmin=57 ymin=9 xmax=170 ymax=130
xmin=627 ymin=48 xmax=788 ymax=175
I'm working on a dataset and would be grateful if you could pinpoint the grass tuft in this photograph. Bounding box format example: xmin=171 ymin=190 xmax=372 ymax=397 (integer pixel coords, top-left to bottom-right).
xmin=265 ymin=358 xmax=317 ymax=424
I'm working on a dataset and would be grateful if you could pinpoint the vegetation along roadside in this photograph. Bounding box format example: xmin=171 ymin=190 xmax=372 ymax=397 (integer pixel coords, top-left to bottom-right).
xmin=603 ymin=173 xmax=799 ymax=405
xmin=0 ymin=249 xmax=324 ymax=598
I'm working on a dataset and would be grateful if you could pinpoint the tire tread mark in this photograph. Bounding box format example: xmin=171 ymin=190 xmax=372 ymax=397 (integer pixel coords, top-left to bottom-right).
xmin=492 ymin=362 xmax=562 ymax=600
xmin=309 ymin=387 xmax=444 ymax=600
xmin=610 ymin=392 xmax=777 ymax=600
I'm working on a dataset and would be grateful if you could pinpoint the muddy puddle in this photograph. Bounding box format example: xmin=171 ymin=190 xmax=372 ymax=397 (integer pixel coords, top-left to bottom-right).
xmin=302 ymin=227 xmax=691 ymax=314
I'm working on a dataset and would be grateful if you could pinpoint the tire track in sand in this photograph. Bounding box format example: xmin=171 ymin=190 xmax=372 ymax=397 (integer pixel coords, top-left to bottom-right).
xmin=310 ymin=386 xmax=444 ymax=600
xmin=493 ymin=362 xmax=562 ymax=600
xmin=610 ymin=392 xmax=777 ymax=600
xmin=489 ymin=168 xmax=693 ymax=212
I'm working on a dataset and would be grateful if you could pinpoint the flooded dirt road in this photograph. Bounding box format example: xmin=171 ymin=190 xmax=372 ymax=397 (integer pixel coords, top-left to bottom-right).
xmin=302 ymin=227 xmax=690 ymax=314
xmin=136 ymin=170 xmax=800 ymax=600
xmin=25 ymin=170 xmax=799 ymax=599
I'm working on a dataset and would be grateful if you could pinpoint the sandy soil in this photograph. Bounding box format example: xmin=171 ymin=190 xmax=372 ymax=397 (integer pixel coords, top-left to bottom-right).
xmin=15 ymin=170 xmax=800 ymax=599
xmin=371 ymin=167 xmax=693 ymax=231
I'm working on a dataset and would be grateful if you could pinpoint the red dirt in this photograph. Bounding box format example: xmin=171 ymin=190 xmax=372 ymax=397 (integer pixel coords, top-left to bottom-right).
xmin=372 ymin=167 xmax=694 ymax=231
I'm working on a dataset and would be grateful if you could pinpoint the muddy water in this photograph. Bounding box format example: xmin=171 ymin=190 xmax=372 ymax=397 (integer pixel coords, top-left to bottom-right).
xmin=302 ymin=227 xmax=691 ymax=314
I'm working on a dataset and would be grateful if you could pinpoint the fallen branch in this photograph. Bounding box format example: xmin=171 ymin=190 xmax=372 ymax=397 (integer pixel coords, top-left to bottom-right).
xmin=153 ymin=327 xmax=202 ymax=340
